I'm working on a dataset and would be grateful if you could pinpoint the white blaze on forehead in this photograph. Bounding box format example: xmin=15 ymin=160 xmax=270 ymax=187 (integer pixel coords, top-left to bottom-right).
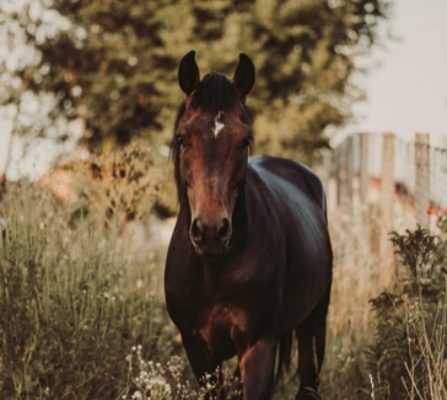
xmin=212 ymin=111 xmax=225 ymax=137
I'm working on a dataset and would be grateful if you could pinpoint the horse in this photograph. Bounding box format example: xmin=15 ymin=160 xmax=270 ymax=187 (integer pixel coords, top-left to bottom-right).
xmin=165 ymin=51 xmax=333 ymax=400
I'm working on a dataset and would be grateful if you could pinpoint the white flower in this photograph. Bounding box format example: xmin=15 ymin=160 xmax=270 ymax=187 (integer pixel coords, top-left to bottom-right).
xmin=131 ymin=391 xmax=142 ymax=400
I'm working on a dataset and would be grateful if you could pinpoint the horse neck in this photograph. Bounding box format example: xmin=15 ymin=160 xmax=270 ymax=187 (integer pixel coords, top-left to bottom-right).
xmin=230 ymin=185 xmax=249 ymax=251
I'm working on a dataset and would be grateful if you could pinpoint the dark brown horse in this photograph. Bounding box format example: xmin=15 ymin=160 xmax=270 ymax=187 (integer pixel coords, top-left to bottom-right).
xmin=165 ymin=51 xmax=332 ymax=400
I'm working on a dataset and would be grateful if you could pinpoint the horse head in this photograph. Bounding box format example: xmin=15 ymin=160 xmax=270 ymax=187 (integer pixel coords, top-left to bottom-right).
xmin=172 ymin=51 xmax=255 ymax=255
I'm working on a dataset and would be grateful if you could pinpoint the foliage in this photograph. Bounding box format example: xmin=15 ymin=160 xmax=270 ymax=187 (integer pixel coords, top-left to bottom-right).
xmin=49 ymin=142 xmax=177 ymax=223
xmin=0 ymin=182 xmax=174 ymax=399
xmin=367 ymin=223 xmax=447 ymax=400
xmin=11 ymin=0 xmax=389 ymax=161
xmin=0 ymin=1 xmax=83 ymax=185
xmin=4 ymin=173 xmax=446 ymax=400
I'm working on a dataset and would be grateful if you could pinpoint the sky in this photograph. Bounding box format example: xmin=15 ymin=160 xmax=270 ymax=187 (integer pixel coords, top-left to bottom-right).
xmin=348 ymin=0 xmax=447 ymax=145
xmin=1 ymin=0 xmax=447 ymax=179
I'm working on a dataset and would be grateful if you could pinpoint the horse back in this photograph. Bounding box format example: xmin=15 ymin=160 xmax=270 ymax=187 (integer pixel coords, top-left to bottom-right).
xmin=249 ymin=156 xmax=326 ymax=218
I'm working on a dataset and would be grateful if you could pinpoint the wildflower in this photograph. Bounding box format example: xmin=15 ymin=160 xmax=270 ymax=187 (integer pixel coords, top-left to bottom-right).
xmin=131 ymin=391 xmax=142 ymax=400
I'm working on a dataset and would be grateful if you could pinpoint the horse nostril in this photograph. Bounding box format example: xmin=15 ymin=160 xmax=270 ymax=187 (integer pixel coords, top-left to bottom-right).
xmin=218 ymin=218 xmax=230 ymax=240
xmin=190 ymin=218 xmax=203 ymax=242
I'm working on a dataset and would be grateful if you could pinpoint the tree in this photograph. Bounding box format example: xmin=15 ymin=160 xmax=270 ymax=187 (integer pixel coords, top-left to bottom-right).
xmin=13 ymin=0 xmax=389 ymax=161
xmin=0 ymin=0 xmax=82 ymax=195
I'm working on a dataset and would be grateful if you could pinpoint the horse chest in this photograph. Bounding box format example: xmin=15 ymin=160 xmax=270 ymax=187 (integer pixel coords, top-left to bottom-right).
xmin=195 ymin=303 xmax=251 ymax=348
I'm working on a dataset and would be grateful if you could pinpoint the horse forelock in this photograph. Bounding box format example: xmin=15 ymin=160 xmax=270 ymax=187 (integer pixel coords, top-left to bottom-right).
xmin=190 ymin=73 xmax=236 ymax=112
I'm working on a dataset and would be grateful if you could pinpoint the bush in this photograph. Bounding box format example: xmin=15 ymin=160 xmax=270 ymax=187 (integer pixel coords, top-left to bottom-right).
xmin=43 ymin=143 xmax=177 ymax=224
xmin=0 ymin=183 xmax=173 ymax=399
xmin=367 ymin=222 xmax=447 ymax=400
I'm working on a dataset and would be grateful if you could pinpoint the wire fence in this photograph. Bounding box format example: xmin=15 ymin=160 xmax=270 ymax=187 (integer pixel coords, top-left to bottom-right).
xmin=316 ymin=132 xmax=447 ymax=281
xmin=320 ymin=132 xmax=447 ymax=230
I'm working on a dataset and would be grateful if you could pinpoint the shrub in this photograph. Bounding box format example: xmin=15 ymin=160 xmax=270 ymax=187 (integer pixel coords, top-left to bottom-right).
xmin=43 ymin=143 xmax=177 ymax=224
xmin=367 ymin=222 xmax=447 ymax=400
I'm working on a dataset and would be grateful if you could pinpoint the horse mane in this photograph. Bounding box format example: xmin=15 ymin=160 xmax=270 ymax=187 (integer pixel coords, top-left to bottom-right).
xmin=171 ymin=73 xmax=249 ymax=208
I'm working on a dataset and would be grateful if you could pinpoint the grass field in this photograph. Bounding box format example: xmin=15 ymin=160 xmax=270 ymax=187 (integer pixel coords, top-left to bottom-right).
xmin=0 ymin=181 xmax=445 ymax=399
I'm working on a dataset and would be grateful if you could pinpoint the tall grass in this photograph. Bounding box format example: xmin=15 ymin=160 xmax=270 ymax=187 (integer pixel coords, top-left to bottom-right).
xmin=1 ymin=180 xmax=445 ymax=399
xmin=0 ymin=183 xmax=172 ymax=399
xmin=403 ymin=288 xmax=447 ymax=400
xmin=367 ymin=225 xmax=447 ymax=400
xmin=320 ymin=206 xmax=447 ymax=400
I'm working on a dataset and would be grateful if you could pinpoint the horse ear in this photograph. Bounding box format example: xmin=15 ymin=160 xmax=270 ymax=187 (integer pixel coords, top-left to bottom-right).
xmin=233 ymin=53 xmax=255 ymax=97
xmin=178 ymin=50 xmax=200 ymax=96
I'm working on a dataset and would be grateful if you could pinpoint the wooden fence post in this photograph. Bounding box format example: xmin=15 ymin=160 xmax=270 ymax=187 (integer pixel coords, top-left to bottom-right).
xmin=320 ymin=149 xmax=338 ymax=212
xmin=346 ymin=136 xmax=354 ymax=214
xmin=359 ymin=133 xmax=369 ymax=203
xmin=415 ymin=133 xmax=430 ymax=229
xmin=336 ymin=142 xmax=344 ymax=208
xmin=337 ymin=137 xmax=354 ymax=213
xmin=381 ymin=133 xmax=395 ymax=258
xmin=320 ymin=149 xmax=332 ymax=193
xmin=334 ymin=145 xmax=343 ymax=208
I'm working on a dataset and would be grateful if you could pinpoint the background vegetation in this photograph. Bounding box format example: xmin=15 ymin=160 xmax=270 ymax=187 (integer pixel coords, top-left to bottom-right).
xmin=4 ymin=0 xmax=388 ymax=163
xmin=3 ymin=1 xmax=445 ymax=400
xmin=1 ymin=177 xmax=446 ymax=399
xmin=0 ymin=182 xmax=171 ymax=399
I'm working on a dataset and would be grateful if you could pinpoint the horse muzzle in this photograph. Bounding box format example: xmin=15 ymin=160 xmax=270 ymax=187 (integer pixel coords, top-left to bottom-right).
xmin=189 ymin=215 xmax=232 ymax=255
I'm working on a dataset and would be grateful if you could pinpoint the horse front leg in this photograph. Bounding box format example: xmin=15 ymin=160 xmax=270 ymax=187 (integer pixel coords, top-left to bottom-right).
xmin=238 ymin=337 xmax=276 ymax=400
xmin=181 ymin=332 xmax=223 ymax=399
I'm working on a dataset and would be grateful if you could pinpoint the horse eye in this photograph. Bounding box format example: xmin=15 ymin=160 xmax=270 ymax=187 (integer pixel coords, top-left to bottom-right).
xmin=242 ymin=136 xmax=253 ymax=147
xmin=176 ymin=134 xmax=186 ymax=146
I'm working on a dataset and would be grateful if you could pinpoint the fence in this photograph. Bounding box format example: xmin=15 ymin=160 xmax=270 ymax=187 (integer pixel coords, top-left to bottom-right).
xmin=317 ymin=132 xmax=447 ymax=279
xmin=320 ymin=132 xmax=447 ymax=226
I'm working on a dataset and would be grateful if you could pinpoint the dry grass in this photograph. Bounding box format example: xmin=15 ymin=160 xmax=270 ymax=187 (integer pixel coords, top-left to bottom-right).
xmin=403 ymin=289 xmax=447 ymax=400
xmin=319 ymin=188 xmax=447 ymax=400
xmin=1 ymin=172 xmax=445 ymax=399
